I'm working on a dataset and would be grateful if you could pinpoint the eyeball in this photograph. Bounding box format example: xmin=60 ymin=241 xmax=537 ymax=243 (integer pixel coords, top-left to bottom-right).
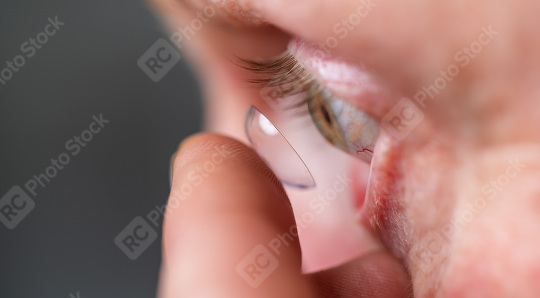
xmin=245 ymin=106 xmax=316 ymax=189
xmin=308 ymin=84 xmax=379 ymax=163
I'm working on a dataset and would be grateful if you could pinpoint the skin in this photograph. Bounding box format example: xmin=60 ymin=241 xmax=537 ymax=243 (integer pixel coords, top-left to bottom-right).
xmin=151 ymin=0 xmax=540 ymax=297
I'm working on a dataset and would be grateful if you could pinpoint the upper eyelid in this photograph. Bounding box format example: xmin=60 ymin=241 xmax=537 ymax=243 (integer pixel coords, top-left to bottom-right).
xmin=234 ymin=51 xmax=386 ymax=121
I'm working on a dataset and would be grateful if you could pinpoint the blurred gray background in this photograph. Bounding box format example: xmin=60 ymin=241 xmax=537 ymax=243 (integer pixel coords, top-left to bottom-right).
xmin=0 ymin=0 xmax=202 ymax=297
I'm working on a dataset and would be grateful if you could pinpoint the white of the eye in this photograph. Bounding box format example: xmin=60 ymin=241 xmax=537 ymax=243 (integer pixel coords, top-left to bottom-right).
xmin=258 ymin=113 xmax=279 ymax=136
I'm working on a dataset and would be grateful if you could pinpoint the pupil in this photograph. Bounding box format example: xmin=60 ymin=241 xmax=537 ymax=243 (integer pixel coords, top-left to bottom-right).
xmin=321 ymin=104 xmax=332 ymax=124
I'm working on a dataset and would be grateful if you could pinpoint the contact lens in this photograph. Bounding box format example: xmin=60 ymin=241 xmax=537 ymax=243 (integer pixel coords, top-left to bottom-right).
xmin=245 ymin=106 xmax=316 ymax=189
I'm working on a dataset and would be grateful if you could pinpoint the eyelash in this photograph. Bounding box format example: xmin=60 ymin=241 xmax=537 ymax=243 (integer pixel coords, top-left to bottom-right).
xmin=235 ymin=53 xmax=322 ymax=111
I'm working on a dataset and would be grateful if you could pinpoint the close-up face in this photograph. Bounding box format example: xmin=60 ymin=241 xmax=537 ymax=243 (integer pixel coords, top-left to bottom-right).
xmin=151 ymin=0 xmax=540 ymax=297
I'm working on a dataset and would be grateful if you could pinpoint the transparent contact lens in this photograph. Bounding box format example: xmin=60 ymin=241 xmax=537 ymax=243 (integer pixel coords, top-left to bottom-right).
xmin=245 ymin=106 xmax=316 ymax=189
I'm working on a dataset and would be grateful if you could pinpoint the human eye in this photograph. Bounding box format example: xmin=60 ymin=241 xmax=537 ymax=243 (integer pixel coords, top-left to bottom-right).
xmin=307 ymin=82 xmax=379 ymax=163
xmin=237 ymin=46 xmax=380 ymax=164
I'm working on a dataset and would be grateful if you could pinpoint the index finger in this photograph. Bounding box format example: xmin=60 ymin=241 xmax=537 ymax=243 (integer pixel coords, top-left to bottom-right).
xmin=159 ymin=133 xmax=314 ymax=297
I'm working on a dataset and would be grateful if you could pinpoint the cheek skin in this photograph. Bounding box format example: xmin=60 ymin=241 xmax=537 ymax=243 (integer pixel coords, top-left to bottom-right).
xmin=378 ymin=137 xmax=540 ymax=297
xmin=438 ymin=148 xmax=540 ymax=297
xmin=362 ymin=127 xmax=462 ymax=296
xmin=398 ymin=138 xmax=460 ymax=295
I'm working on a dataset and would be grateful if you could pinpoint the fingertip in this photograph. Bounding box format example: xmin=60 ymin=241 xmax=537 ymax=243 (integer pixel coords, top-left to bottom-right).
xmin=162 ymin=133 xmax=311 ymax=297
xmin=172 ymin=133 xmax=285 ymax=195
